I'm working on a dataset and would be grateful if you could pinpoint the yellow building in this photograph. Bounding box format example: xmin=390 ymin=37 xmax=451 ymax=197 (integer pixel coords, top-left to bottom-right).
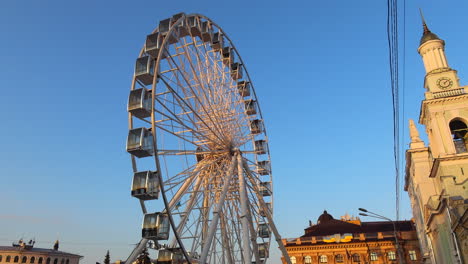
xmin=404 ymin=17 xmax=468 ymax=264
xmin=282 ymin=211 xmax=421 ymax=264
xmin=0 ymin=240 xmax=82 ymax=264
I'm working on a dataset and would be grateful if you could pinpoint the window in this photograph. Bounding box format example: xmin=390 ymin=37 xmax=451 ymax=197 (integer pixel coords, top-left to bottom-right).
xmin=0 ymin=255 xmax=2 ymax=262
xmin=6 ymin=256 xmax=11 ymax=262
xmin=370 ymin=252 xmax=378 ymax=261
xmin=38 ymin=258 xmax=43 ymax=264
xmin=304 ymin=256 xmax=311 ymax=264
xmin=352 ymin=254 xmax=360 ymax=262
xmin=53 ymin=259 xmax=57 ymax=264
xmin=409 ymin=250 xmax=417 ymax=261
xmin=65 ymin=260 xmax=69 ymax=264
xmin=22 ymin=257 xmax=27 ymax=263
xmin=450 ymin=119 xmax=468 ymax=153
xmin=60 ymin=259 xmax=64 ymax=264
xmin=30 ymin=257 xmax=35 ymax=263
xmin=335 ymin=254 xmax=344 ymax=263
xmin=14 ymin=256 xmax=19 ymax=263
xmin=290 ymin=256 xmax=296 ymax=264
xmin=319 ymin=255 xmax=328 ymax=263
xmin=46 ymin=258 xmax=50 ymax=264
xmin=388 ymin=251 xmax=396 ymax=261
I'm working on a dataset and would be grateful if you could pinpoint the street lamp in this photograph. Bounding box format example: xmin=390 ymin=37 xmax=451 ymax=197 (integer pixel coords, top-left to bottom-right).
xmin=358 ymin=208 xmax=405 ymax=264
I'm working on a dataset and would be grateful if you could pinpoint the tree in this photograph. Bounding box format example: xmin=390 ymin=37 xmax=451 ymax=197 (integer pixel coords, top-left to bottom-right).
xmin=104 ymin=250 xmax=110 ymax=264
xmin=135 ymin=248 xmax=151 ymax=264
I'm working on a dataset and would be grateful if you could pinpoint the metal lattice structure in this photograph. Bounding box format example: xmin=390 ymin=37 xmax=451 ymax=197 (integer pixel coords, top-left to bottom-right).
xmin=125 ymin=13 xmax=291 ymax=264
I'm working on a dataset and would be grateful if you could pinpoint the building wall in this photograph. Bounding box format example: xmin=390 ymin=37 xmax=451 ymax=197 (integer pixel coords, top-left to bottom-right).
xmin=0 ymin=251 xmax=80 ymax=264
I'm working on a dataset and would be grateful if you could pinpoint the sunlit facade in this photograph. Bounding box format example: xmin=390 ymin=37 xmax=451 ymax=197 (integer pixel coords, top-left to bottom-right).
xmin=404 ymin=17 xmax=468 ymax=264
xmin=0 ymin=241 xmax=82 ymax=264
xmin=281 ymin=211 xmax=421 ymax=264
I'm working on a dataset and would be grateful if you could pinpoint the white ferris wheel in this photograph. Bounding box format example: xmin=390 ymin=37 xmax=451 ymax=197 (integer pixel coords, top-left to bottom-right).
xmin=125 ymin=13 xmax=291 ymax=264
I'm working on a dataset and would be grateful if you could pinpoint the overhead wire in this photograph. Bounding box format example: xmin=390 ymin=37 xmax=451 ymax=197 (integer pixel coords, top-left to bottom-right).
xmin=387 ymin=0 xmax=401 ymax=220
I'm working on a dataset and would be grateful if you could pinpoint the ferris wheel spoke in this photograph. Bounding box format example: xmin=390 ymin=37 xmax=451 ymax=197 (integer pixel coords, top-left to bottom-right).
xmin=159 ymin=73 xmax=227 ymax=146
xmin=172 ymin=42 xmax=232 ymax=143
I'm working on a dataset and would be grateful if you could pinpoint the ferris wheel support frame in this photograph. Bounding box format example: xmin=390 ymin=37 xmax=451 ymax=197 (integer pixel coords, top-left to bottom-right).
xmin=199 ymin=155 xmax=238 ymax=263
xmin=237 ymin=154 xmax=252 ymax=263
xmin=243 ymin=160 xmax=292 ymax=264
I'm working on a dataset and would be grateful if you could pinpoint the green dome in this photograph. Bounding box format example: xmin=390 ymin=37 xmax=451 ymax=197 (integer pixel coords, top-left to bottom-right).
xmin=420 ymin=31 xmax=441 ymax=45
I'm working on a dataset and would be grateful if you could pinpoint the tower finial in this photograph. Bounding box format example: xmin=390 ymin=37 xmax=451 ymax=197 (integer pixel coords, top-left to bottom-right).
xmin=409 ymin=119 xmax=425 ymax=149
xmin=419 ymin=8 xmax=430 ymax=34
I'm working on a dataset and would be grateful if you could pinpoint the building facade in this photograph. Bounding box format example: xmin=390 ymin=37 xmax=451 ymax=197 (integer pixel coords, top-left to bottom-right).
xmin=282 ymin=211 xmax=421 ymax=264
xmin=0 ymin=240 xmax=82 ymax=264
xmin=404 ymin=18 xmax=468 ymax=264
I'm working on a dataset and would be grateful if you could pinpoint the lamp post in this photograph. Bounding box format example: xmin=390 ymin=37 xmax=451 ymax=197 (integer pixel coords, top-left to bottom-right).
xmin=358 ymin=208 xmax=405 ymax=264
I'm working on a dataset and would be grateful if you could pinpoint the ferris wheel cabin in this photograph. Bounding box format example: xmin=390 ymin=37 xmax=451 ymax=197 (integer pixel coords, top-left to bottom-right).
xmin=145 ymin=33 xmax=166 ymax=59
xmin=259 ymin=202 xmax=272 ymax=217
xmin=127 ymin=127 xmax=154 ymax=158
xmin=230 ymin=63 xmax=243 ymax=80
xmin=200 ymin=21 xmax=213 ymax=43
xmin=172 ymin=13 xmax=189 ymax=37
xmin=128 ymin=88 xmax=152 ymax=118
xmin=159 ymin=18 xmax=179 ymax=44
xmin=258 ymin=243 xmax=269 ymax=259
xmin=244 ymin=100 xmax=257 ymax=116
xmin=259 ymin=182 xmax=272 ymax=197
xmin=156 ymin=249 xmax=184 ymax=264
xmin=256 ymin=160 xmax=270 ymax=175
xmin=258 ymin=223 xmax=271 ymax=238
xmin=250 ymin=119 xmax=263 ymax=135
xmin=131 ymin=171 xmax=160 ymax=200
xmin=222 ymin=47 xmax=235 ymax=67
xmin=237 ymin=81 xmax=251 ymax=97
xmin=135 ymin=56 xmax=155 ymax=86
xmin=254 ymin=140 xmax=267 ymax=154
xmin=211 ymin=32 xmax=224 ymax=51
xmin=187 ymin=16 xmax=201 ymax=38
xmin=142 ymin=213 xmax=170 ymax=240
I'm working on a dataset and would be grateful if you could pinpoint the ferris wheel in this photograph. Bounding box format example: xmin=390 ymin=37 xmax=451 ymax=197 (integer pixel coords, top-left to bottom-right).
xmin=125 ymin=13 xmax=291 ymax=264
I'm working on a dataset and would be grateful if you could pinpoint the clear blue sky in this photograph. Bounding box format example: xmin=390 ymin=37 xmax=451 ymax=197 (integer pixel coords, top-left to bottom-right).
xmin=1 ymin=1 xmax=467 ymax=263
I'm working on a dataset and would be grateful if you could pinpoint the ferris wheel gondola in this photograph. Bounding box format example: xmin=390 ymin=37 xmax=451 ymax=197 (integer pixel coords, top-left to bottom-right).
xmin=124 ymin=13 xmax=292 ymax=264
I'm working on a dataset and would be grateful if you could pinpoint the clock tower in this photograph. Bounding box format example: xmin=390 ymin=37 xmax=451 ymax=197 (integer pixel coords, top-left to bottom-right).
xmin=405 ymin=14 xmax=468 ymax=264
xmin=418 ymin=17 xmax=461 ymax=99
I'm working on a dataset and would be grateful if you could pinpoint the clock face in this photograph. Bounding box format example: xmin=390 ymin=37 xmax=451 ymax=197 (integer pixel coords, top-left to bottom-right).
xmin=436 ymin=77 xmax=453 ymax=89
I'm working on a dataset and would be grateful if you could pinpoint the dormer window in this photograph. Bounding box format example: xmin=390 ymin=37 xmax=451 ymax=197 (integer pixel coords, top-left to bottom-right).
xmin=449 ymin=119 xmax=468 ymax=153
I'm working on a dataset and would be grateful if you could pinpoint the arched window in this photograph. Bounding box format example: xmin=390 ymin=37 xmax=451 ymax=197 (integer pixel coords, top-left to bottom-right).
xmin=388 ymin=251 xmax=396 ymax=261
xmin=370 ymin=252 xmax=378 ymax=261
xmin=290 ymin=256 xmax=296 ymax=264
xmin=60 ymin=259 xmax=64 ymax=264
xmin=0 ymin=255 xmax=3 ymax=262
xmin=53 ymin=259 xmax=58 ymax=264
xmin=30 ymin=257 xmax=36 ymax=263
xmin=65 ymin=260 xmax=69 ymax=264
xmin=335 ymin=254 xmax=344 ymax=263
xmin=46 ymin=258 xmax=50 ymax=264
xmin=21 ymin=256 xmax=27 ymax=263
xmin=352 ymin=254 xmax=360 ymax=262
xmin=38 ymin=257 xmax=43 ymax=264
xmin=14 ymin=256 xmax=19 ymax=263
xmin=6 ymin=256 xmax=11 ymax=262
xmin=450 ymin=119 xmax=468 ymax=153
xmin=319 ymin=255 xmax=328 ymax=263
xmin=304 ymin=256 xmax=312 ymax=264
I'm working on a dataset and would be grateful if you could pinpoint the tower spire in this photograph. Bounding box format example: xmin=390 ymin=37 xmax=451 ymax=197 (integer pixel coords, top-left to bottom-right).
xmin=419 ymin=8 xmax=430 ymax=35
xmin=409 ymin=119 xmax=424 ymax=149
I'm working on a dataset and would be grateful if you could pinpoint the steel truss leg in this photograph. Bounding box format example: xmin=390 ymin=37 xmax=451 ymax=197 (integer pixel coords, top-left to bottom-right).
xmin=199 ymin=155 xmax=238 ymax=264
xmin=242 ymin=160 xmax=293 ymax=264
xmin=237 ymin=154 xmax=252 ymax=263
